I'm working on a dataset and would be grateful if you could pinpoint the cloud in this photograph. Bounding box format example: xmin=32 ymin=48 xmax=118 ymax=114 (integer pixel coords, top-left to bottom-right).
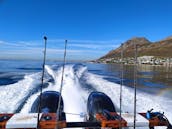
xmin=0 ymin=40 xmax=22 ymax=47
xmin=68 ymin=43 xmax=120 ymax=49
xmin=68 ymin=39 xmax=122 ymax=44
xmin=17 ymin=40 xmax=42 ymax=47
xmin=48 ymin=39 xmax=120 ymax=43
xmin=0 ymin=39 xmax=122 ymax=48
xmin=0 ymin=38 xmax=122 ymax=60
xmin=0 ymin=41 xmax=5 ymax=44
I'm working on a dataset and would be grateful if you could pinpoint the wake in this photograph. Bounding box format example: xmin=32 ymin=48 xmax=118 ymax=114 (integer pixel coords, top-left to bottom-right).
xmin=84 ymin=72 xmax=172 ymax=123
xmin=21 ymin=64 xmax=88 ymax=122
xmin=0 ymin=64 xmax=171 ymax=125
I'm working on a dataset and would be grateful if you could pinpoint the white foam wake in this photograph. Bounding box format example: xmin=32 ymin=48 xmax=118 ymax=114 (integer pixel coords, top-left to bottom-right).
xmin=60 ymin=65 xmax=87 ymax=122
xmin=21 ymin=65 xmax=88 ymax=123
xmin=0 ymin=73 xmax=41 ymax=113
xmin=3 ymin=64 xmax=171 ymax=129
xmin=84 ymin=72 xmax=172 ymax=124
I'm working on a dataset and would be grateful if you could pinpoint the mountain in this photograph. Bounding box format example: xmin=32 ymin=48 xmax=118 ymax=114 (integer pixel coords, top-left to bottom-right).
xmin=100 ymin=36 xmax=172 ymax=60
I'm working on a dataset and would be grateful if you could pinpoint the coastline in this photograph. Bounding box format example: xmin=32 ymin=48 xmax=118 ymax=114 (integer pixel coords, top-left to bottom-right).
xmin=92 ymin=56 xmax=172 ymax=67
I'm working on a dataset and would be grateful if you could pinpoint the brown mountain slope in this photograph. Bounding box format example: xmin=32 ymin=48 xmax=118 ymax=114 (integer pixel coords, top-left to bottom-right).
xmin=100 ymin=36 xmax=172 ymax=59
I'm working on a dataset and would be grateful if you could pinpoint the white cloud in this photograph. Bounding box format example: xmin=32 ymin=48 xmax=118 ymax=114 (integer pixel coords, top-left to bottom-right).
xmin=0 ymin=38 xmax=122 ymax=60
xmin=0 ymin=41 xmax=5 ymax=44
xmin=47 ymin=38 xmax=122 ymax=43
xmin=0 ymin=38 xmax=122 ymax=48
xmin=47 ymin=39 xmax=122 ymax=49
xmin=0 ymin=40 xmax=21 ymax=47
xmin=68 ymin=39 xmax=122 ymax=44
xmin=68 ymin=43 xmax=120 ymax=49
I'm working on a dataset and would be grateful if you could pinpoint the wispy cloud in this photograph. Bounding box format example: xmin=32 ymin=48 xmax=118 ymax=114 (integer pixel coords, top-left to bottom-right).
xmin=0 ymin=38 xmax=122 ymax=60
xmin=17 ymin=40 xmax=42 ymax=47
xmin=0 ymin=41 xmax=5 ymax=44
xmin=48 ymin=39 xmax=122 ymax=50
xmin=48 ymin=39 xmax=122 ymax=44
xmin=0 ymin=40 xmax=23 ymax=47
xmin=68 ymin=43 xmax=120 ymax=49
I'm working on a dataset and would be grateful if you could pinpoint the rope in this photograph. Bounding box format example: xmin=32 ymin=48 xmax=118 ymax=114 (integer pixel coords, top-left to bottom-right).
xmin=133 ymin=42 xmax=137 ymax=129
xmin=37 ymin=36 xmax=47 ymax=129
xmin=56 ymin=40 xmax=67 ymax=121
xmin=119 ymin=43 xmax=123 ymax=129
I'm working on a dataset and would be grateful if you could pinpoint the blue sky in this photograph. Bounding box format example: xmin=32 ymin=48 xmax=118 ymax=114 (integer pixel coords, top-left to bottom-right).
xmin=0 ymin=0 xmax=172 ymax=60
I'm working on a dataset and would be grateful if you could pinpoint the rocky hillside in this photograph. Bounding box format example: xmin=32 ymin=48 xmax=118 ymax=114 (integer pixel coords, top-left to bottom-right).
xmin=100 ymin=36 xmax=172 ymax=60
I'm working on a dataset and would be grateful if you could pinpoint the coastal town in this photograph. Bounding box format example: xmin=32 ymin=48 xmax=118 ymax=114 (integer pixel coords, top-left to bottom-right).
xmin=96 ymin=56 xmax=172 ymax=66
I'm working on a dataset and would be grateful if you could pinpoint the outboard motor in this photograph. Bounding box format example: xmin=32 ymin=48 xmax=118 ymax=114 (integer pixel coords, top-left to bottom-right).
xmin=87 ymin=91 xmax=116 ymax=121
xmin=31 ymin=91 xmax=64 ymax=113
xmin=31 ymin=91 xmax=65 ymax=120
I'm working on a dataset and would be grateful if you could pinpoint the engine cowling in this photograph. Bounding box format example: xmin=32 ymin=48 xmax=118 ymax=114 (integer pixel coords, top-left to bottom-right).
xmin=87 ymin=91 xmax=116 ymax=121
xmin=31 ymin=91 xmax=64 ymax=113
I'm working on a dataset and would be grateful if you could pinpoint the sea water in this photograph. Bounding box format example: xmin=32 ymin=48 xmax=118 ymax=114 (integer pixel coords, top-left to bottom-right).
xmin=0 ymin=60 xmax=171 ymax=127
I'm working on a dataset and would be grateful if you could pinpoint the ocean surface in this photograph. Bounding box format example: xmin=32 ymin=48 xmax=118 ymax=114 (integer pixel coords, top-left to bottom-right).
xmin=0 ymin=60 xmax=172 ymax=127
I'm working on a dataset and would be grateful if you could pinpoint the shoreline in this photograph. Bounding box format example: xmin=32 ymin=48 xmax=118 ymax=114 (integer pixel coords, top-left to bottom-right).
xmin=89 ymin=61 xmax=172 ymax=67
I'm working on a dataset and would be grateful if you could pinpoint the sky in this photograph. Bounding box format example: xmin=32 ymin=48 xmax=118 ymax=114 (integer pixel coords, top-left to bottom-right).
xmin=0 ymin=0 xmax=172 ymax=61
